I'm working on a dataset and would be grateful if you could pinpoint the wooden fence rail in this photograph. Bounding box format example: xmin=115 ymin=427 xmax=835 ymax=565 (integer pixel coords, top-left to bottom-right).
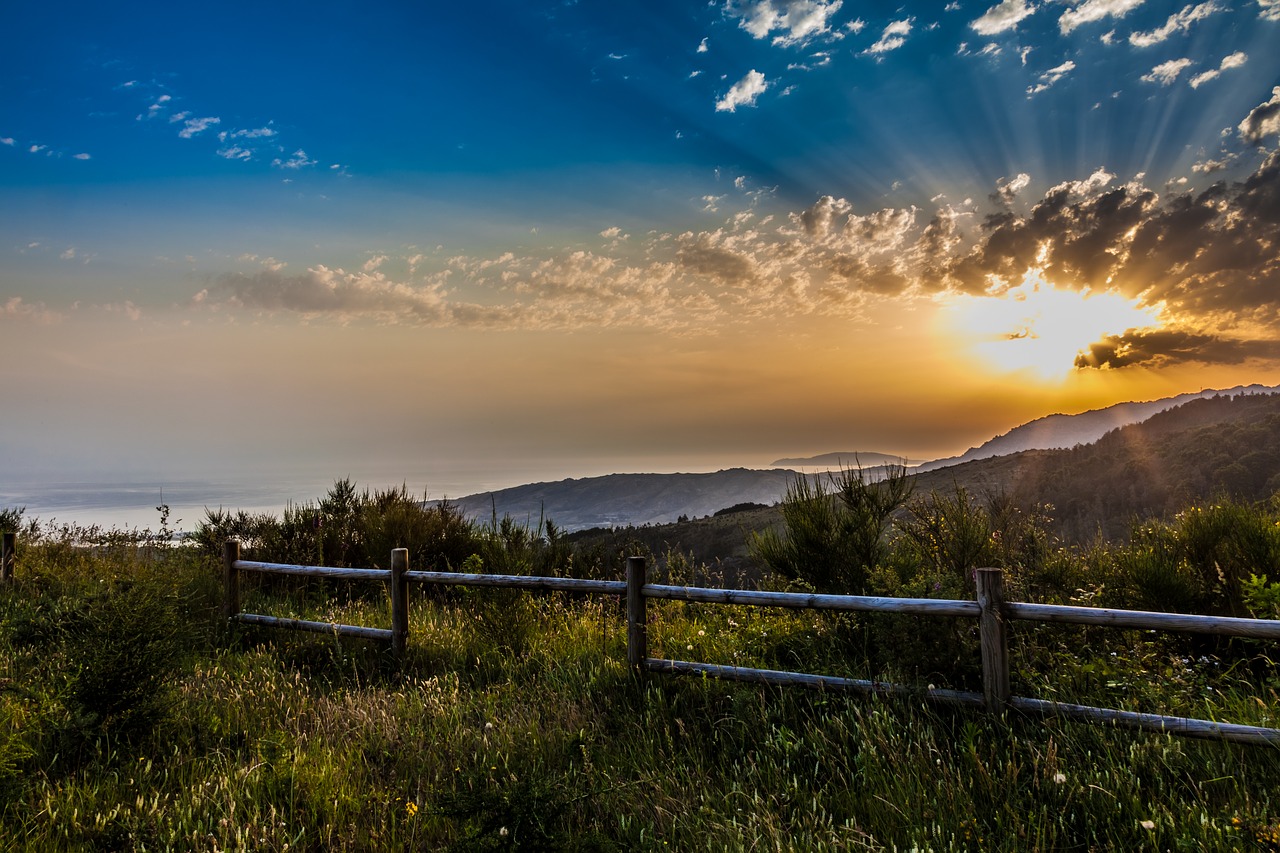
xmin=217 ymin=540 xmax=1280 ymax=746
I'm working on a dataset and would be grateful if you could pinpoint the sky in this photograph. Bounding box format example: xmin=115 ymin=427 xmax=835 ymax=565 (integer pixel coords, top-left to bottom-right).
xmin=3 ymin=0 xmax=1280 ymax=516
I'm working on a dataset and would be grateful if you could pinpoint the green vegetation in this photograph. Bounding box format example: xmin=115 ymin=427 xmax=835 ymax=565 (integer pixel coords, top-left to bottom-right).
xmin=2 ymin=479 xmax=1280 ymax=850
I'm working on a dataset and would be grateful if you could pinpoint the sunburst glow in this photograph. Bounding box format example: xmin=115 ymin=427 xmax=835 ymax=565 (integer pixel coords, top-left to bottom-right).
xmin=939 ymin=274 xmax=1162 ymax=381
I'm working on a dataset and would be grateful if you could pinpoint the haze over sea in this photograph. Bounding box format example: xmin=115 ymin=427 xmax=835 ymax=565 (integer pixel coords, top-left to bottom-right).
xmin=0 ymin=452 xmax=772 ymax=532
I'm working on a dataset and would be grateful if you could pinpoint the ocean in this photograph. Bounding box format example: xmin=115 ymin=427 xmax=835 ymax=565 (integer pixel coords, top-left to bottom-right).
xmin=0 ymin=455 xmax=754 ymax=533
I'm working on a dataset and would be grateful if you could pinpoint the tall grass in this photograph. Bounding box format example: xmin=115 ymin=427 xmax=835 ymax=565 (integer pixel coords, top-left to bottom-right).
xmin=2 ymin=484 xmax=1279 ymax=850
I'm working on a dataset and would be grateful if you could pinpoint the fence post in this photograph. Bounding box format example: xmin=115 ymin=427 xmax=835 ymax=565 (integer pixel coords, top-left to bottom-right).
xmin=976 ymin=567 xmax=1010 ymax=714
xmin=223 ymin=539 xmax=241 ymax=622
xmin=626 ymin=556 xmax=648 ymax=672
xmin=2 ymin=532 xmax=14 ymax=585
xmin=391 ymin=548 xmax=409 ymax=658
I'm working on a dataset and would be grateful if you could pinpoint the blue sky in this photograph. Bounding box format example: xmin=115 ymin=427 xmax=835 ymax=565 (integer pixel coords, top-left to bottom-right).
xmin=3 ymin=0 xmax=1280 ymax=504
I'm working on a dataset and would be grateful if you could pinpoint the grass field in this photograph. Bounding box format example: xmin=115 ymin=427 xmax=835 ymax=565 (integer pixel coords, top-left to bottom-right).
xmin=3 ymin=490 xmax=1280 ymax=850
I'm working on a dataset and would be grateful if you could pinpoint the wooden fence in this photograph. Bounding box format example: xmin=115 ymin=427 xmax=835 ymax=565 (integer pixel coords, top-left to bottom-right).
xmin=219 ymin=541 xmax=1280 ymax=747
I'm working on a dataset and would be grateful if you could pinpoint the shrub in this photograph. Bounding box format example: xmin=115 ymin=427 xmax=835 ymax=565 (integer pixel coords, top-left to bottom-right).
xmin=751 ymin=464 xmax=912 ymax=594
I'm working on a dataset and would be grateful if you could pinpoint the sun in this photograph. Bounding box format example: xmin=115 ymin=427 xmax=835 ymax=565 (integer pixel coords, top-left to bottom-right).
xmin=937 ymin=273 xmax=1161 ymax=381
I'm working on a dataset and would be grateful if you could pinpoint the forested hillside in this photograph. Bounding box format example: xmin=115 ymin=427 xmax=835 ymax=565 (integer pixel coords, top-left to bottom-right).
xmin=1009 ymin=393 xmax=1280 ymax=542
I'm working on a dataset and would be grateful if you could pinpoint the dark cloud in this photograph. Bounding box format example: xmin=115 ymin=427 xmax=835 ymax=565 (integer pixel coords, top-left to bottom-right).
xmin=1074 ymin=328 xmax=1280 ymax=369
xmin=201 ymin=267 xmax=501 ymax=326
xmin=948 ymin=153 xmax=1280 ymax=338
xmin=675 ymin=231 xmax=759 ymax=283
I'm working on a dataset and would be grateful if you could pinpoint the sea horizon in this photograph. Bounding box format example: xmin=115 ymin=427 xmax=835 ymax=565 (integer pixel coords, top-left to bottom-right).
xmin=0 ymin=452 xmax=798 ymax=533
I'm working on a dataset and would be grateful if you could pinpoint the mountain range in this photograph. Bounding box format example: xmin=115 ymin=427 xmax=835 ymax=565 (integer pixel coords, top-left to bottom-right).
xmin=444 ymin=384 xmax=1280 ymax=532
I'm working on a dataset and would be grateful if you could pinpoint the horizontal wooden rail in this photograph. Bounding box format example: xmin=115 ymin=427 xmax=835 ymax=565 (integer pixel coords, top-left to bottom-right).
xmin=233 ymin=613 xmax=394 ymax=642
xmin=644 ymin=583 xmax=980 ymax=618
xmin=646 ymin=658 xmax=986 ymax=708
xmin=1010 ymin=697 xmax=1280 ymax=746
xmin=234 ymin=560 xmax=390 ymax=582
xmin=1006 ymin=601 xmax=1280 ymax=639
xmin=404 ymin=570 xmax=626 ymax=595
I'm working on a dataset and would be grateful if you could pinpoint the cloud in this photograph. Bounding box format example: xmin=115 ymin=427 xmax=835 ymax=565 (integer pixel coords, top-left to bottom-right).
xmin=0 ymin=296 xmax=61 ymax=325
xmin=992 ymin=173 xmax=1032 ymax=206
xmin=1259 ymin=0 xmax=1280 ymax=21
xmin=698 ymin=37 xmax=709 ymax=53
xmin=1128 ymin=2 xmax=1223 ymax=47
xmin=1192 ymin=154 xmax=1235 ymax=173
xmin=221 ymin=126 xmax=277 ymax=140
xmin=1027 ymin=60 xmax=1076 ymax=94
xmin=178 ymin=116 xmax=221 ymax=138
xmin=1240 ymin=88 xmax=1280 ymax=144
xmin=971 ymin=0 xmax=1037 ymax=35
xmin=1 ymin=137 xmax=14 ymax=146
xmin=1189 ymin=51 xmax=1246 ymax=88
xmin=1075 ymin=329 xmax=1280 ymax=368
xmin=1058 ymin=0 xmax=1145 ymax=34
xmin=716 ymin=70 xmax=769 ymax=112
xmin=946 ymin=151 xmax=1280 ymax=367
xmin=72 ymin=153 xmax=91 ymax=160
xmin=727 ymin=0 xmax=844 ymax=47
xmin=201 ymin=267 xmax=456 ymax=324
xmin=272 ymin=149 xmax=318 ymax=169
xmin=1141 ymin=58 xmax=1192 ymax=85
xmin=864 ymin=18 xmax=913 ymax=55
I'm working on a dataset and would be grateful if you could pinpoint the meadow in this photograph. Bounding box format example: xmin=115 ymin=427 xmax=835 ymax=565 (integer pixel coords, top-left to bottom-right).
xmin=2 ymin=477 xmax=1279 ymax=851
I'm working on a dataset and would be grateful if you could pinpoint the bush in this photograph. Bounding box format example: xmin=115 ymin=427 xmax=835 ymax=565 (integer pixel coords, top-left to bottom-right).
xmin=752 ymin=465 xmax=912 ymax=594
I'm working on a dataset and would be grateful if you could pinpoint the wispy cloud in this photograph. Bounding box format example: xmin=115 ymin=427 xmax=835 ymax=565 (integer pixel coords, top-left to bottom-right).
xmin=1128 ymin=2 xmax=1222 ymax=47
xmin=971 ymin=0 xmax=1037 ymax=35
xmin=1259 ymin=0 xmax=1280 ymax=21
xmin=178 ymin=116 xmax=221 ymax=139
xmin=1141 ymin=57 xmax=1192 ymax=85
xmin=727 ymin=0 xmax=845 ymax=47
xmin=716 ymin=70 xmax=769 ymax=112
xmin=864 ymin=19 xmax=913 ymax=55
xmin=0 ymin=296 xmax=62 ymax=325
xmin=272 ymin=149 xmax=318 ymax=169
xmin=1027 ymin=60 xmax=1076 ymax=95
xmin=1188 ymin=51 xmax=1247 ymax=88
xmin=1058 ymin=0 xmax=1146 ymax=34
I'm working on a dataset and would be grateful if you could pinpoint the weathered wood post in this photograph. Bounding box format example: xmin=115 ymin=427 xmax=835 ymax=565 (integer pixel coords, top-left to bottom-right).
xmin=1 ymin=532 xmax=14 ymax=585
xmin=223 ymin=539 xmax=241 ymax=622
xmin=391 ymin=548 xmax=409 ymax=658
xmin=626 ymin=556 xmax=648 ymax=672
xmin=976 ymin=567 xmax=1010 ymax=714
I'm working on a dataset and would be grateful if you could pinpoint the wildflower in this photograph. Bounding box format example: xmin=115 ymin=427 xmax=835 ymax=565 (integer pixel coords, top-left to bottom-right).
xmin=499 ymin=827 xmax=509 ymax=838
xmin=686 ymin=644 xmax=693 ymax=651
xmin=1053 ymin=772 xmax=1066 ymax=784
xmin=1140 ymin=820 xmax=1155 ymax=830
xmin=405 ymin=801 xmax=418 ymax=818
